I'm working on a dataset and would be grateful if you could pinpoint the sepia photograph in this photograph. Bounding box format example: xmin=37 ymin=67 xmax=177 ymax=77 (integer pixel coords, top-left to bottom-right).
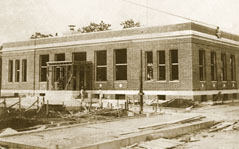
xmin=0 ymin=0 xmax=239 ymax=148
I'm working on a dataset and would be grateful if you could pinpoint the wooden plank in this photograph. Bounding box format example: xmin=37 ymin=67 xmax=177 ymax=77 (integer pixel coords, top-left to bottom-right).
xmin=138 ymin=115 xmax=205 ymax=130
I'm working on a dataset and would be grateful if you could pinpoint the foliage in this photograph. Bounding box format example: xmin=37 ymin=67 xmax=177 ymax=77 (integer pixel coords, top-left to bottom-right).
xmin=78 ymin=21 xmax=111 ymax=33
xmin=30 ymin=32 xmax=53 ymax=39
xmin=120 ymin=19 xmax=140 ymax=29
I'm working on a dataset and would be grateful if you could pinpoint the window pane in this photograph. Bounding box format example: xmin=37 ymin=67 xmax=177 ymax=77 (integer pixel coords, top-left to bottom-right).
xmin=8 ymin=60 xmax=13 ymax=82
xmin=15 ymin=60 xmax=20 ymax=82
xmin=211 ymin=52 xmax=216 ymax=64
xmin=199 ymin=50 xmax=205 ymax=65
xmin=199 ymin=67 xmax=204 ymax=81
xmin=158 ymin=51 xmax=165 ymax=64
xmin=172 ymin=65 xmax=178 ymax=80
xmin=115 ymin=49 xmax=127 ymax=64
xmin=147 ymin=66 xmax=153 ymax=80
xmin=199 ymin=50 xmax=205 ymax=81
xmin=171 ymin=50 xmax=178 ymax=63
xmin=96 ymin=67 xmax=107 ymax=81
xmin=211 ymin=66 xmax=215 ymax=81
xmin=55 ymin=53 xmax=65 ymax=61
xmin=159 ymin=66 xmax=165 ymax=80
xmin=221 ymin=53 xmax=227 ymax=81
xmin=40 ymin=55 xmax=49 ymax=82
xmin=97 ymin=51 xmax=107 ymax=65
xmin=41 ymin=55 xmax=49 ymax=66
xmin=146 ymin=51 xmax=153 ymax=80
xmin=158 ymin=95 xmax=166 ymax=100
xmin=115 ymin=94 xmax=125 ymax=100
xmin=146 ymin=51 xmax=153 ymax=63
xmin=41 ymin=68 xmax=47 ymax=82
xmin=73 ymin=52 xmax=86 ymax=61
xmin=211 ymin=52 xmax=217 ymax=81
xmin=231 ymin=55 xmax=236 ymax=80
xmin=116 ymin=65 xmax=127 ymax=80
xmin=22 ymin=60 xmax=27 ymax=82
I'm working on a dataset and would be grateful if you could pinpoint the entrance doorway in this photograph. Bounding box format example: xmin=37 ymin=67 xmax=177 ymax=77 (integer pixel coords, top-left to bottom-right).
xmin=47 ymin=61 xmax=92 ymax=91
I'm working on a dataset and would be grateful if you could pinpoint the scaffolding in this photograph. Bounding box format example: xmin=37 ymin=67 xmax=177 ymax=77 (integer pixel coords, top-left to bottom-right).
xmin=47 ymin=61 xmax=92 ymax=91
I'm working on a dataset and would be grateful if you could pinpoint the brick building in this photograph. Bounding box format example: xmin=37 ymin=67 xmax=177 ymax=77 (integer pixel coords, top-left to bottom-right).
xmin=1 ymin=22 xmax=239 ymax=101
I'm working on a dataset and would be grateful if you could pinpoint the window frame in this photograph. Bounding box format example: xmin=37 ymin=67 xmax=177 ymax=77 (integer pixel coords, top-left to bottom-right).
xmin=170 ymin=49 xmax=179 ymax=81
xmin=96 ymin=50 xmax=107 ymax=81
xmin=8 ymin=60 xmax=13 ymax=82
xmin=115 ymin=49 xmax=127 ymax=81
xmin=39 ymin=55 xmax=49 ymax=82
xmin=158 ymin=51 xmax=166 ymax=81
xmin=230 ymin=54 xmax=236 ymax=81
xmin=145 ymin=51 xmax=153 ymax=81
xmin=22 ymin=59 xmax=27 ymax=82
xmin=210 ymin=51 xmax=217 ymax=81
xmin=15 ymin=60 xmax=20 ymax=82
xmin=221 ymin=53 xmax=227 ymax=81
xmin=199 ymin=50 xmax=206 ymax=81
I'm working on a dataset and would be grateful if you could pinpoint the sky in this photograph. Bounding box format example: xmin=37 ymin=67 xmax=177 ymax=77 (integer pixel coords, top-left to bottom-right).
xmin=0 ymin=0 xmax=239 ymax=45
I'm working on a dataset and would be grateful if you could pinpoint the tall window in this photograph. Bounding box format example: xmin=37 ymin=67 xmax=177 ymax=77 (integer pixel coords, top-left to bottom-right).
xmin=8 ymin=60 xmax=13 ymax=82
xmin=96 ymin=50 xmax=107 ymax=81
xmin=15 ymin=60 xmax=20 ymax=82
xmin=146 ymin=51 xmax=153 ymax=80
xmin=199 ymin=50 xmax=206 ymax=81
xmin=40 ymin=55 xmax=49 ymax=82
xmin=158 ymin=51 xmax=166 ymax=80
xmin=73 ymin=52 xmax=86 ymax=61
xmin=170 ymin=50 xmax=179 ymax=80
xmin=221 ymin=53 xmax=227 ymax=81
xmin=115 ymin=49 xmax=127 ymax=80
xmin=230 ymin=54 xmax=236 ymax=81
xmin=211 ymin=51 xmax=217 ymax=81
xmin=22 ymin=59 xmax=27 ymax=82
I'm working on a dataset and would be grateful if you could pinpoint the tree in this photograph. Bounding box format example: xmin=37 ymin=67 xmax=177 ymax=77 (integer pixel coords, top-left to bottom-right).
xmin=30 ymin=32 xmax=53 ymax=39
xmin=120 ymin=19 xmax=140 ymax=29
xmin=78 ymin=21 xmax=111 ymax=33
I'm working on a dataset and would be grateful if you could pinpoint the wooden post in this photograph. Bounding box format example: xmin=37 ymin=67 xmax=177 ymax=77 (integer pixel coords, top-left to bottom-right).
xmin=43 ymin=96 xmax=45 ymax=105
xmin=139 ymin=50 xmax=144 ymax=114
xmin=3 ymin=98 xmax=6 ymax=108
xmin=89 ymin=93 xmax=92 ymax=111
xmin=19 ymin=96 xmax=21 ymax=112
xmin=37 ymin=96 xmax=39 ymax=110
xmin=157 ymin=98 xmax=159 ymax=112
xmin=46 ymin=100 xmax=49 ymax=115
xmin=110 ymin=103 xmax=113 ymax=109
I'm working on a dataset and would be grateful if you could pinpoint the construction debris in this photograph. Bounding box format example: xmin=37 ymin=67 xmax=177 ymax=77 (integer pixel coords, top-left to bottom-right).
xmin=0 ymin=106 xmax=130 ymax=133
xmin=161 ymin=98 xmax=195 ymax=108
xmin=209 ymin=121 xmax=239 ymax=132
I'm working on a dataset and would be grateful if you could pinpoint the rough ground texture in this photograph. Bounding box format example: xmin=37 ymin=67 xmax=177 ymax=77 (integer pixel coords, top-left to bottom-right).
xmin=175 ymin=101 xmax=239 ymax=149
xmin=0 ymin=113 xmax=192 ymax=148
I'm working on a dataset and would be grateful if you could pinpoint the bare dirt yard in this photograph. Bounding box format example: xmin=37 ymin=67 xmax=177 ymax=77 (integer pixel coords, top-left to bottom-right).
xmin=175 ymin=101 xmax=239 ymax=149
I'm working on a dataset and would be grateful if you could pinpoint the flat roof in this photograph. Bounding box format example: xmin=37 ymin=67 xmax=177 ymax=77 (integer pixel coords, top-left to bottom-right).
xmin=2 ymin=22 xmax=239 ymax=50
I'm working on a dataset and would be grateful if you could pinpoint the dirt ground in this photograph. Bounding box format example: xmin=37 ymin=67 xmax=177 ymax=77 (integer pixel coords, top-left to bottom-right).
xmin=175 ymin=101 xmax=239 ymax=149
xmin=1 ymin=99 xmax=239 ymax=148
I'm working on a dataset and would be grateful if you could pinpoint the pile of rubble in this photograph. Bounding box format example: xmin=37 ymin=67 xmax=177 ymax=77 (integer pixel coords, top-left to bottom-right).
xmin=0 ymin=106 xmax=131 ymax=136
